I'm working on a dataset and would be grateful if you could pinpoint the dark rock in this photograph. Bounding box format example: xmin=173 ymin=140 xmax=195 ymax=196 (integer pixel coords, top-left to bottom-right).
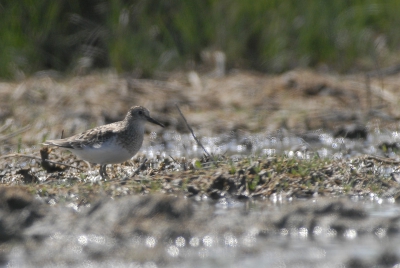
xmin=0 ymin=187 xmax=46 ymax=242
xmin=377 ymin=252 xmax=398 ymax=266
xmin=303 ymin=83 xmax=326 ymax=96
xmin=239 ymin=137 xmax=253 ymax=151
xmin=315 ymin=201 xmax=367 ymax=219
xmin=87 ymin=194 xmax=193 ymax=223
xmin=237 ymin=192 xmax=250 ymax=200
xmin=209 ymin=189 xmax=224 ymax=200
xmin=226 ymin=177 xmax=238 ymax=194
xmin=334 ymin=124 xmax=368 ymax=139
xmin=391 ymin=172 xmax=400 ymax=183
xmin=274 ymin=200 xmax=368 ymax=232
xmin=379 ymin=142 xmax=400 ymax=153
xmin=187 ymin=185 xmax=200 ymax=195
xmin=299 ymin=132 xmax=321 ymax=143
xmin=209 ymin=174 xmax=226 ymax=190
xmin=0 ymin=187 xmax=34 ymax=211
xmin=40 ymin=147 xmax=67 ymax=173
xmin=346 ymin=258 xmax=369 ymax=268
xmin=17 ymin=168 xmax=39 ymax=183
xmin=247 ymin=165 xmax=258 ymax=175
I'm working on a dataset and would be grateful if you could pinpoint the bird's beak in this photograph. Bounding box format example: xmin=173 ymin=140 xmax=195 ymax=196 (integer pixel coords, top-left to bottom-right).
xmin=146 ymin=116 xmax=165 ymax=127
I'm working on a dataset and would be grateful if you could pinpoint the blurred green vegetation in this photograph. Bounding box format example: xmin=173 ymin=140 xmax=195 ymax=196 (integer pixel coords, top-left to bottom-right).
xmin=1 ymin=0 xmax=400 ymax=78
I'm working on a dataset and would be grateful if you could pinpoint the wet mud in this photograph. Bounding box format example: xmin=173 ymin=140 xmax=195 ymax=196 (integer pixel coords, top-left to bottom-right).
xmin=2 ymin=69 xmax=400 ymax=266
xmin=0 ymin=187 xmax=399 ymax=267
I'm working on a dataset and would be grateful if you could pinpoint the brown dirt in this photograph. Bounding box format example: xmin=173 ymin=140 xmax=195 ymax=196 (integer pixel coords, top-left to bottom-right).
xmin=1 ymin=69 xmax=400 ymax=202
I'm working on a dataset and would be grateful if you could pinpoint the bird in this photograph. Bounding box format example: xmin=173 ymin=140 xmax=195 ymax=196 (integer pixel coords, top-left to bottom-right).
xmin=43 ymin=106 xmax=164 ymax=178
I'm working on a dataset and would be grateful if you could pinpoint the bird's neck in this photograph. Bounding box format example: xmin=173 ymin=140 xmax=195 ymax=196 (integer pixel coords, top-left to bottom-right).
xmin=125 ymin=119 xmax=145 ymax=134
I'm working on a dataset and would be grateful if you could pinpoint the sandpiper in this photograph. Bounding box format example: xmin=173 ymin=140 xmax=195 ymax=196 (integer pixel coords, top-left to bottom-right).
xmin=43 ymin=106 xmax=164 ymax=178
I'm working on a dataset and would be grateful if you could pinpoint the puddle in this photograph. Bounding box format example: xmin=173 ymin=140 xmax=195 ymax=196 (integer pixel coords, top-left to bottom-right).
xmin=165 ymin=197 xmax=400 ymax=268
xmin=2 ymin=128 xmax=400 ymax=267
xmin=2 ymin=194 xmax=400 ymax=267
xmin=142 ymin=128 xmax=400 ymax=160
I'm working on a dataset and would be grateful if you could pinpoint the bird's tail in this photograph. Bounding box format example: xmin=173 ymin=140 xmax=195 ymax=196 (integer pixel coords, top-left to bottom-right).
xmin=42 ymin=139 xmax=72 ymax=148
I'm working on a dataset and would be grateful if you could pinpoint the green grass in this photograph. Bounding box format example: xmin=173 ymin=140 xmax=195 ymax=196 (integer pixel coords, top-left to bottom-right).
xmin=4 ymin=153 xmax=397 ymax=205
xmin=1 ymin=0 xmax=400 ymax=77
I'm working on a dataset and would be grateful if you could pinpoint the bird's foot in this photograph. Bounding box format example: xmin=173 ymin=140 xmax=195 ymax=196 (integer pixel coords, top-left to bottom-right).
xmin=99 ymin=165 xmax=110 ymax=180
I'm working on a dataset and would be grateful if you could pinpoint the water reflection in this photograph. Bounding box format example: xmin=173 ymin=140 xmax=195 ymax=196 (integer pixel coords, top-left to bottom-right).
xmin=343 ymin=229 xmax=357 ymax=240
xmin=175 ymin=236 xmax=185 ymax=247
xmin=5 ymin=196 xmax=400 ymax=267
xmin=145 ymin=236 xmax=157 ymax=248
xmin=189 ymin=237 xmax=200 ymax=247
xmin=139 ymin=128 xmax=400 ymax=160
xmin=4 ymin=129 xmax=400 ymax=267
xmin=166 ymin=245 xmax=179 ymax=257
xmin=7 ymin=127 xmax=399 ymax=177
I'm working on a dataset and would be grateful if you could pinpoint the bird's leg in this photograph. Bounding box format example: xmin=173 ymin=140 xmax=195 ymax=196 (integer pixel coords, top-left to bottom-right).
xmin=99 ymin=165 xmax=104 ymax=178
xmin=99 ymin=164 xmax=109 ymax=179
xmin=133 ymin=158 xmax=148 ymax=175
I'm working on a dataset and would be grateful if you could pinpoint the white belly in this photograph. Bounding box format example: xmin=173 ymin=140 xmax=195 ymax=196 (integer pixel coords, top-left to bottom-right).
xmin=69 ymin=141 xmax=136 ymax=164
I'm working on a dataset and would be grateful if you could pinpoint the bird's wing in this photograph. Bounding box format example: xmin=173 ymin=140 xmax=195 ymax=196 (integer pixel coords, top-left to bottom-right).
xmin=44 ymin=122 xmax=122 ymax=150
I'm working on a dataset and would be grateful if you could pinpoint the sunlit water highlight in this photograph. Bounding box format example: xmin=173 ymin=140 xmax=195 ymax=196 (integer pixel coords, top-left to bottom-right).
xmin=6 ymin=197 xmax=400 ymax=267
xmin=4 ymin=129 xmax=400 ymax=266
xmin=143 ymin=128 xmax=400 ymax=160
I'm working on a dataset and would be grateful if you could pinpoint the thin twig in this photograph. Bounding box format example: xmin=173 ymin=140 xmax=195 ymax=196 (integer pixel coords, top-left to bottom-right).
xmin=0 ymin=124 xmax=31 ymax=142
xmin=0 ymin=120 xmax=13 ymax=134
xmin=365 ymin=74 xmax=372 ymax=118
xmin=169 ymin=154 xmax=187 ymax=171
xmin=364 ymin=155 xmax=400 ymax=165
xmin=134 ymin=158 xmax=148 ymax=175
xmin=175 ymin=104 xmax=211 ymax=158
xmin=0 ymin=153 xmax=41 ymax=161
xmin=43 ymin=159 xmax=85 ymax=171
xmin=169 ymin=154 xmax=178 ymax=164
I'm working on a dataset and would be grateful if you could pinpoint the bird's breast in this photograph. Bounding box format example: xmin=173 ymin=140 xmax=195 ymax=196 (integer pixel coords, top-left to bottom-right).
xmin=117 ymin=127 xmax=145 ymax=154
xmin=71 ymin=138 xmax=137 ymax=164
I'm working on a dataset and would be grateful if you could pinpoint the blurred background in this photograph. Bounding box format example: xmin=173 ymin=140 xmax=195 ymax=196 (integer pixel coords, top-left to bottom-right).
xmin=2 ymin=0 xmax=400 ymax=79
xmin=2 ymin=0 xmax=400 ymax=157
xmin=2 ymin=3 xmax=400 ymax=267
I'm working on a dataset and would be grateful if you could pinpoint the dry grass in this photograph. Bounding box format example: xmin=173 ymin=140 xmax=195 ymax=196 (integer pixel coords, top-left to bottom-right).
xmin=1 ymin=68 xmax=400 ymax=152
xmin=0 ymin=153 xmax=399 ymax=206
xmin=1 ymin=69 xmax=400 ymax=201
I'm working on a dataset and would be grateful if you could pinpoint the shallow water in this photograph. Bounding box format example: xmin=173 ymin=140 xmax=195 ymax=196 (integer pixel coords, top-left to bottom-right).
xmin=143 ymin=127 xmax=400 ymax=160
xmin=3 ymin=128 xmax=400 ymax=267
xmin=6 ymin=196 xmax=400 ymax=268
xmin=167 ymin=197 xmax=400 ymax=268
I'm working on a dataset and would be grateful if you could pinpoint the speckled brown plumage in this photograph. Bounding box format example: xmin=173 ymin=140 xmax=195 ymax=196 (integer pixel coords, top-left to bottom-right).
xmin=43 ymin=106 xmax=164 ymax=178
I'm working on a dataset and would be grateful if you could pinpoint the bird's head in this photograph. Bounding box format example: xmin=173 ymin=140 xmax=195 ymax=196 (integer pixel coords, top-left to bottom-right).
xmin=126 ymin=106 xmax=164 ymax=127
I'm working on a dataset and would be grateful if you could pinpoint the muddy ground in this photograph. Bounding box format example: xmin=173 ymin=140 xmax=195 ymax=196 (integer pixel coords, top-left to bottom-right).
xmin=1 ymin=68 xmax=400 ymax=200
xmin=1 ymin=69 xmax=400 ymax=266
xmin=0 ymin=187 xmax=399 ymax=267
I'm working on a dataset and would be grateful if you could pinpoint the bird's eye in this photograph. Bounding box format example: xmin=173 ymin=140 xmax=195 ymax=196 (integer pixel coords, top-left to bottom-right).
xmin=138 ymin=110 xmax=143 ymax=115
